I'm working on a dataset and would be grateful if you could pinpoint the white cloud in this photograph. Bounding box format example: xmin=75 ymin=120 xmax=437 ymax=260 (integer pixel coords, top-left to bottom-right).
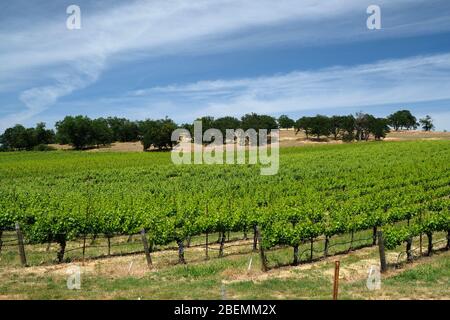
xmin=125 ymin=53 xmax=450 ymax=122
xmin=0 ymin=0 xmax=363 ymax=74
xmin=0 ymin=57 xmax=104 ymax=130
xmin=2 ymin=0 xmax=448 ymax=74
xmin=12 ymin=53 xmax=450 ymax=130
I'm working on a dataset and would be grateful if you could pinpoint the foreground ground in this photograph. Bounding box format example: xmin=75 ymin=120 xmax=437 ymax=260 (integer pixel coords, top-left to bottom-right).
xmin=1 ymin=231 xmax=448 ymax=300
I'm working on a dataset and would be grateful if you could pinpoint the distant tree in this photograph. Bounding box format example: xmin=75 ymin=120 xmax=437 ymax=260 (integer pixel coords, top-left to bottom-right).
xmin=277 ymin=115 xmax=295 ymax=129
xmin=24 ymin=127 xmax=38 ymax=149
xmin=388 ymin=110 xmax=418 ymax=131
xmin=309 ymin=115 xmax=331 ymax=139
xmin=107 ymin=117 xmax=124 ymax=141
xmin=355 ymin=112 xmax=372 ymax=141
xmin=329 ymin=116 xmax=340 ymax=140
xmin=122 ymin=121 xmax=140 ymax=141
xmin=197 ymin=116 xmax=215 ymax=134
xmin=55 ymin=115 xmax=94 ymax=150
xmin=295 ymin=117 xmax=313 ymax=139
xmin=139 ymin=120 xmax=157 ymax=150
xmin=184 ymin=116 xmax=217 ymax=138
xmin=180 ymin=123 xmax=194 ymax=138
xmin=91 ymin=118 xmax=114 ymax=147
xmin=140 ymin=117 xmax=178 ymax=151
xmin=2 ymin=109 xmax=407 ymax=152
xmin=34 ymin=122 xmax=55 ymax=145
xmin=340 ymin=115 xmax=356 ymax=141
xmin=368 ymin=117 xmax=390 ymax=140
xmin=241 ymin=113 xmax=278 ymax=132
xmin=213 ymin=116 xmax=241 ymax=139
xmin=262 ymin=115 xmax=279 ymax=131
xmin=0 ymin=125 xmax=28 ymax=150
xmin=354 ymin=113 xmax=390 ymax=141
xmin=0 ymin=123 xmax=55 ymax=151
xmin=106 ymin=117 xmax=139 ymax=142
xmin=328 ymin=115 xmax=357 ymax=141
xmin=419 ymin=115 xmax=435 ymax=132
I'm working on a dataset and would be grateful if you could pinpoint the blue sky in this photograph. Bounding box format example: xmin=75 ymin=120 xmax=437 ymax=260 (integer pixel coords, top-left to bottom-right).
xmin=1 ymin=0 xmax=450 ymax=131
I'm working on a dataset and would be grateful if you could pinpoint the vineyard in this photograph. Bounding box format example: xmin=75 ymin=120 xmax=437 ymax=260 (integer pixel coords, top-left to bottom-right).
xmin=0 ymin=140 xmax=449 ymax=270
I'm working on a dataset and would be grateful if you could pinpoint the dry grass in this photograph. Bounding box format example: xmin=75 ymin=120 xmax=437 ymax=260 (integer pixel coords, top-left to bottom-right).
xmin=1 ymin=239 xmax=448 ymax=300
xmin=48 ymin=130 xmax=450 ymax=152
xmin=386 ymin=130 xmax=450 ymax=140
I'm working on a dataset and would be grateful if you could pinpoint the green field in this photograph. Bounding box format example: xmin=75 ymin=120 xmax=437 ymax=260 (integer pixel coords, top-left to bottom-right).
xmin=0 ymin=140 xmax=449 ymax=299
xmin=1 ymin=140 xmax=449 ymax=261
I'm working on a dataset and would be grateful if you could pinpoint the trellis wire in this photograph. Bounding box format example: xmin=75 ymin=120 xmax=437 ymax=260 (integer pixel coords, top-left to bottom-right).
xmin=396 ymin=238 xmax=447 ymax=265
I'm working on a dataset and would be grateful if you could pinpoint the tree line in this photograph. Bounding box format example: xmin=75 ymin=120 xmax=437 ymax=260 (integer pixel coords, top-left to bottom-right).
xmin=0 ymin=110 xmax=435 ymax=151
xmin=0 ymin=123 xmax=56 ymax=151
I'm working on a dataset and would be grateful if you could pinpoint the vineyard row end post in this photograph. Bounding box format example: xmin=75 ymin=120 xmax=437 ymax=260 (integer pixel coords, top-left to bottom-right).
xmin=333 ymin=260 xmax=340 ymax=300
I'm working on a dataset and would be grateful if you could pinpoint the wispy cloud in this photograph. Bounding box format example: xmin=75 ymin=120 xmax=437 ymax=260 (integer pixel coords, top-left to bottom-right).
xmin=0 ymin=56 xmax=105 ymax=130
xmin=123 ymin=53 xmax=450 ymax=121
xmin=3 ymin=0 xmax=448 ymax=73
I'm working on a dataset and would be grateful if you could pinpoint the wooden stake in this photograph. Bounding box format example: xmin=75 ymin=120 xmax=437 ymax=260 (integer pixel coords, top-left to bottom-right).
xmin=177 ymin=239 xmax=186 ymax=264
xmin=377 ymin=231 xmax=387 ymax=273
xmin=324 ymin=236 xmax=329 ymax=257
xmin=82 ymin=234 xmax=87 ymax=266
xmin=140 ymin=229 xmax=152 ymax=268
xmin=293 ymin=245 xmax=299 ymax=266
xmin=205 ymin=232 xmax=209 ymax=260
xmin=406 ymin=237 xmax=413 ymax=262
xmin=426 ymin=232 xmax=433 ymax=256
xmin=107 ymin=236 xmax=111 ymax=256
xmin=253 ymin=225 xmax=258 ymax=251
xmin=218 ymin=232 xmax=226 ymax=258
xmin=372 ymin=226 xmax=377 ymax=246
xmin=349 ymin=230 xmax=354 ymax=252
xmin=15 ymin=223 xmax=27 ymax=267
xmin=419 ymin=233 xmax=423 ymax=256
xmin=255 ymin=225 xmax=268 ymax=272
xmin=333 ymin=261 xmax=340 ymax=300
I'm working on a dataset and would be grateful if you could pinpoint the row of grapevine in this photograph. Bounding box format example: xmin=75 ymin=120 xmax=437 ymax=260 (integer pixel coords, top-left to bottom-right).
xmin=0 ymin=141 xmax=449 ymax=264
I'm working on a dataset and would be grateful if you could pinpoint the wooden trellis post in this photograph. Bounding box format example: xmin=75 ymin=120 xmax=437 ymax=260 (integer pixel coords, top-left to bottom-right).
xmin=205 ymin=232 xmax=209 ymax=260
xmin=15 ymin=223 xmax=28 ymax=267
xmin=377 ymin=231 xmax=387 ymax=273
xmin=140 ymin=229 xmax=152 ymax=269
xmin=333 ymin=261 xmax=340 ymax=300
xmin=0 ymin=230 xmax=3 ymax=254
xmin=255 ymin=225 xmax=268 ymax=272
